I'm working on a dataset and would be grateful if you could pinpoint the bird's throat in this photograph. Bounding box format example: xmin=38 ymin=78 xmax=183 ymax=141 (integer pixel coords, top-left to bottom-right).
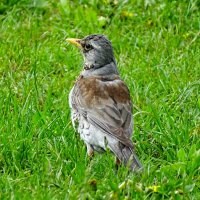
xmin=84 ymin=63 xmax=94 ymax=70
xmin=82 ymin=61 xmax=119 ymax=77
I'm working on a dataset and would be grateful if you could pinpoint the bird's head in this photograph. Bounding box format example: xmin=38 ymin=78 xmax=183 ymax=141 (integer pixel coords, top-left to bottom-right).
xmin=67 ymin=34 xmax=117 ymax=73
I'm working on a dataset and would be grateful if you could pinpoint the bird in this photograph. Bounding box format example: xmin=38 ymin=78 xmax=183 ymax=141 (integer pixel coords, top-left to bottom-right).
xmin=67 ymin=34 xmax=142 ymax=171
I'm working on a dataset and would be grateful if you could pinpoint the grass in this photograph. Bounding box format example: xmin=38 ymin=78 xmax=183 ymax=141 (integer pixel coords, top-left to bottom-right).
xmin=0 ymin=0 xmax=199 ymax=199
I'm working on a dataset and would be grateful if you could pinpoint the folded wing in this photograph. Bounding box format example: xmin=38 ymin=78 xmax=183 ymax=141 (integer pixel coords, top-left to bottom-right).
xmin=70 ymin=75 xmax=134 ymax=148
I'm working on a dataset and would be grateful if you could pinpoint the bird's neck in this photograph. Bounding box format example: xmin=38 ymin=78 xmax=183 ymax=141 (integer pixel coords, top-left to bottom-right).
xmin=81 ymin=61 xmax=119 ymax=77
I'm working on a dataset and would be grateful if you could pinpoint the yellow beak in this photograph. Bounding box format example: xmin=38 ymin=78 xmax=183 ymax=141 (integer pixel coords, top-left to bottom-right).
xmin=66 ymin=38 xmax=82 ymax=48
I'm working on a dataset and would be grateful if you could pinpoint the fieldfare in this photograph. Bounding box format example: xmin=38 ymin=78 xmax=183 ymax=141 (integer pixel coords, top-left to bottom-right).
xmin=67 ymin=34 xmax=142 ymax=171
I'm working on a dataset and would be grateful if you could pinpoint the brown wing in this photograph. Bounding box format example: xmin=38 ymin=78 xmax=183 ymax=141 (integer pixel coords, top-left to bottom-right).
xmin=70 ymin=75 xmax=133 ymax=148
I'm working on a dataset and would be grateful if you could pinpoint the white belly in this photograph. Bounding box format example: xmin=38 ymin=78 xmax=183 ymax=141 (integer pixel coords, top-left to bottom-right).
xmin=78 ymin=116 xmax=117 ymax=151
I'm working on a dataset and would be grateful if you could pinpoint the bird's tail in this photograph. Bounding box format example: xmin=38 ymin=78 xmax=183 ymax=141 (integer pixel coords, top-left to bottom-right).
xmin=110 ymin=143 xmax=142 ymax=171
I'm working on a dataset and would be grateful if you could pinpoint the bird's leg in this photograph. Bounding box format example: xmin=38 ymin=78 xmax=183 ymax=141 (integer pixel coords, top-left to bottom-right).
xmin=86 ymin=143 xmax=94 ymax=158
xmin=115 ymin=157 xmax=121 ymax=170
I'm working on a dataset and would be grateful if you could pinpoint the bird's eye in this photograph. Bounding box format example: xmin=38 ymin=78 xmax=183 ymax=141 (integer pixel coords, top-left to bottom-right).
xmin=84 ymin=43 xmax=92 ymax=51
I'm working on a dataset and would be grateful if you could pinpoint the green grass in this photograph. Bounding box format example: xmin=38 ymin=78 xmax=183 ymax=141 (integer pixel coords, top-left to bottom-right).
xmin=0 ymin=0 xmax=199 ymax=199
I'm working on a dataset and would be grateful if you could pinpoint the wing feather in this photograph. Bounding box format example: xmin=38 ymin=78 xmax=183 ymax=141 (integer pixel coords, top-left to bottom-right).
xmin=70 ymin=75 xmax=134 ymax=148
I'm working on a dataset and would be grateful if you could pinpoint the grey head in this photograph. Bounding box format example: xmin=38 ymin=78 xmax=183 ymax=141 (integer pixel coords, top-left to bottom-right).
xmin=67 ymin=34 xmax=119 ymax=76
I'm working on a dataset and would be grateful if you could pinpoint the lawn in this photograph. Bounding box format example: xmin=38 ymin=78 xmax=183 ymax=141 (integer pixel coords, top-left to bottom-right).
xmin=0 ymin=0 xmax=199 ymax=199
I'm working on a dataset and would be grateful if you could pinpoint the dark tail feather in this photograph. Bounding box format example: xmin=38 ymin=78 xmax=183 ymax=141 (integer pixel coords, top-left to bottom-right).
xmin=121 ymin=145 xmax=142 ymax=171
xmin=110 ymin=143 xmax=142 ymax=171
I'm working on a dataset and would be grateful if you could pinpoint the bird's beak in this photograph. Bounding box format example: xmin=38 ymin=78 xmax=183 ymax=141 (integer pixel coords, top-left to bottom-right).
xmin=66 ymin=38 xmax=82 ymax=48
